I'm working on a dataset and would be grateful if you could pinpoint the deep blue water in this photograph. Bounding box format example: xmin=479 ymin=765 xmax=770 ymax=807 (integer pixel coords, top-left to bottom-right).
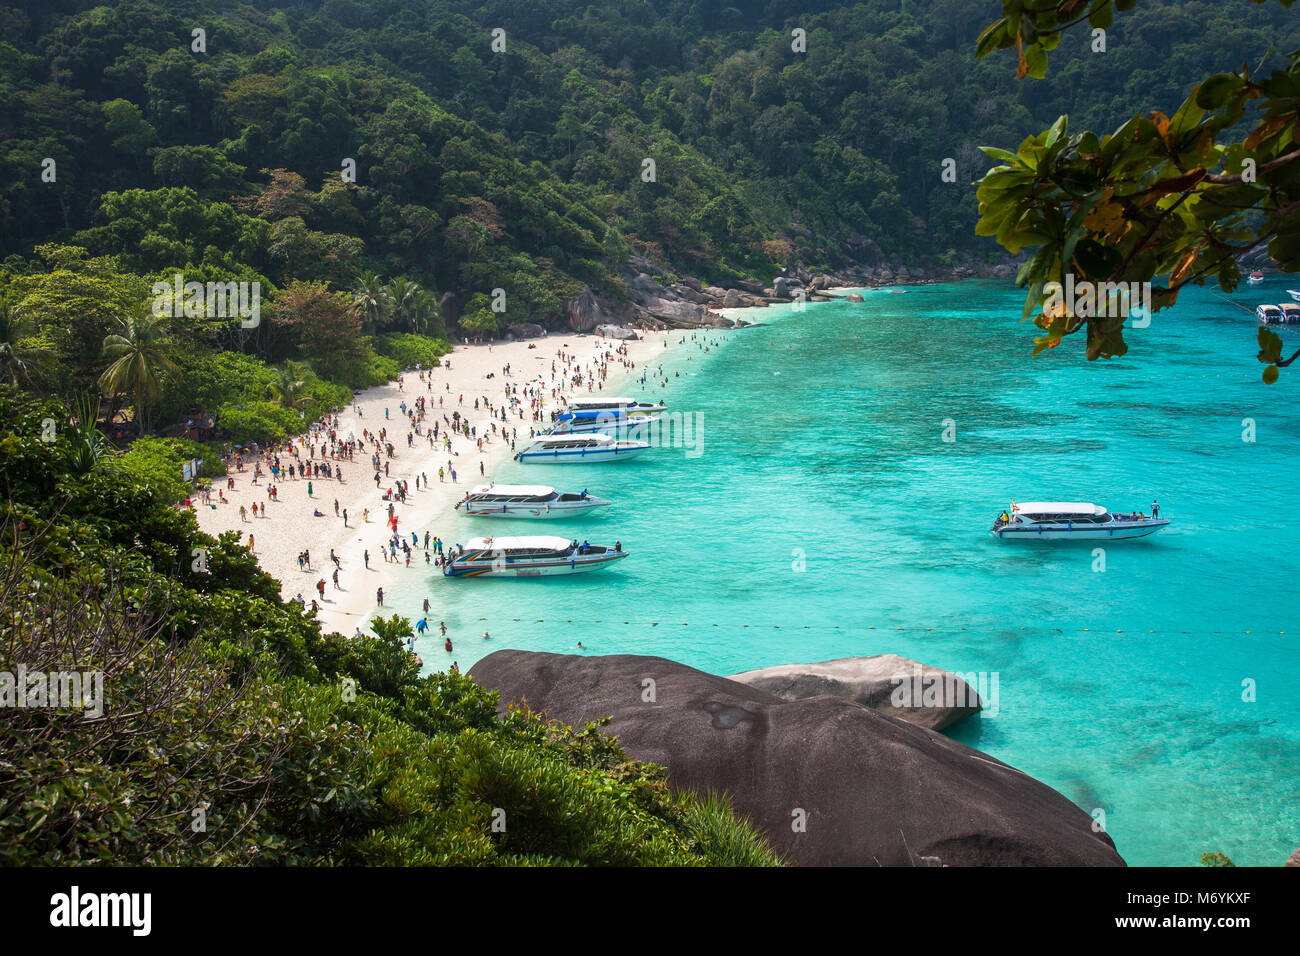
xmin=398 ymin=278 xmax=1300 ymax=866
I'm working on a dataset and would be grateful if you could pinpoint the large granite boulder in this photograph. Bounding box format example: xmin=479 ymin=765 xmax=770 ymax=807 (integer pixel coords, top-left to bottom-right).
xmin=722 ymin=289 xmax=742 ymax=308
xmin=505 ymin=322 xmax=545 ymax=340
xmin=773 ymin=276 xmax=792 ymax=297
xmin=469 ymin=651 xmax=1125 ymax=867
xmin=566 ymin=286 xmax=605 ymax=332
xmin=728 ymin=655 xmax=981 ymax=731
xmin=595 ymin=323 xmax=638 ymax=340
xmin=845 ymin=292 xmax=864 ymax=302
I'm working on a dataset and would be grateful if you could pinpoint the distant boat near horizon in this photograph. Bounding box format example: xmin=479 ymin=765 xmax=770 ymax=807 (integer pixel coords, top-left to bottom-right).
xmin=1248 ymin=271 xmax=1265 ymax=284
xmin=991 ymin=501 xmax=1169 ymax=540
xmin=455 ymin=483 xmax=611 ymax=519
xmin=443 ymin=535 xmax=627 ymax=577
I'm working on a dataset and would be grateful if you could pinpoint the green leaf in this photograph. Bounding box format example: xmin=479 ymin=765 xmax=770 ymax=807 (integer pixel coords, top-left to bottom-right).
xmin=1195 ymin=74 xmax=1242 ymax=110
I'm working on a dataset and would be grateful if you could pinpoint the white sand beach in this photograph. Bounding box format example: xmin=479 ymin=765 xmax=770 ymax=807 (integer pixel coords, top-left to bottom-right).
xmin=192 ymin=329 xmax=681 ymax=636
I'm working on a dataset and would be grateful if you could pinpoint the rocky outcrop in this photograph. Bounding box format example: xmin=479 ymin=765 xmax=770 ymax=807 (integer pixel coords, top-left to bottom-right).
xmin=845 ymin=292 xmax=864 ymax=302
xmin=727 ymin=655 xmax=981 ymax=731
xmin=468 ymin=651 xmax=1125 ymax=867
xmin=1287 ymin=847 xmax=1300 ymax=867
xmin=505 ymin=322 xmax=545 ymax=340
xmin=438 ymin=291 xmax=459 ymax=332
xmin=595 ymin=323 xmax=638 ymax=340
xmin=722 ymin=289 xmax=742 ymax=308
xmin=565 ymin=286 xmax=608 ymax=332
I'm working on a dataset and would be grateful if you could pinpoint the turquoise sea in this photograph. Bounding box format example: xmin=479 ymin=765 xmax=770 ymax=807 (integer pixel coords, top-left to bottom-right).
xmin=402 ymin=278 xmax=1300 ymax=867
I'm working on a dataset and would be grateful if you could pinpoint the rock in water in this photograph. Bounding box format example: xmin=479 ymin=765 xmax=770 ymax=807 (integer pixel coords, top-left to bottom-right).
xmin=468 ymin=651 xmax=1125 ymax=867
xmin=728 ymin=655 xmax=980 ymax=731
xmin=845 ymin=292 xmax=864 ymax=302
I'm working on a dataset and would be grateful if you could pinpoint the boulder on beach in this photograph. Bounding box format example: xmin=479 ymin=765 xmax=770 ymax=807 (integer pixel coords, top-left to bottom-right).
xmin=505 ymin=322 xmax=545 ymax=340
xmin=722 ymin=289 xmax=742 ymax=308
xmin=565 ymin=286 xmax=606 ymax=332
xmin=468 ymin=651 xmax=1125 ymax=867
xmin=728 ymin=655 xmax=981 ymax=731
xmin=595 ymin=323 xmax=638 ymax=340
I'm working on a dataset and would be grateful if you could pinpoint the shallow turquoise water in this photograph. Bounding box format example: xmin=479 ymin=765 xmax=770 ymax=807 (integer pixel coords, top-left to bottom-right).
xmin=400 ymin=278 xmax=1300 ymax=867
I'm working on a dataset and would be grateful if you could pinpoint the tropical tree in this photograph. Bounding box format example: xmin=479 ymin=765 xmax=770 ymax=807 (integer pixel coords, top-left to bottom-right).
xmin=974 ymin=0 xmax=1300 ymax=382
xmin=384 ymin=277 xmax=421 ymax=333
xmin=266 ymin=362 xmax=310 ymax=409
xmin=99 ymin=307 xmax=180 ymax=436
xmin=352 ymin=271 xmax=390 ymax=334
xmin=0 ymin=298 xmax=56 ymax=388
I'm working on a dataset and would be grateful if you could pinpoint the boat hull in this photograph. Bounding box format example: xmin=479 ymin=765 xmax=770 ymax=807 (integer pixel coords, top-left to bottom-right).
xmin=444 ymin=552 xmax=626 ymax=576
xmin=516 ymin=446 xmax=649 ymax=463
xmin=991 ymin=520 xmax=1169 ymax=540
xmin=456 ymin=501 xmax=611 ymax=519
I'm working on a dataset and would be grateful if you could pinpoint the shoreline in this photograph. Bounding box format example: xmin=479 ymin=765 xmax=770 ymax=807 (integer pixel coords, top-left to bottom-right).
xmin=193 ymin=329 xmax=684 ymax=637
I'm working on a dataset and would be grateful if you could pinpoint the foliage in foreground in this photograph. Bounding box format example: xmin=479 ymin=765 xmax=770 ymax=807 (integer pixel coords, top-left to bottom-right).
xmin=0 ymin=388 xmax=778 ymax=866
xmin=974 ymin=0 xmax=1300 ymax=380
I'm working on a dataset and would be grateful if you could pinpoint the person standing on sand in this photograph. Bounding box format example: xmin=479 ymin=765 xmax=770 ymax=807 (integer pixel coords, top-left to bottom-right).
xmin=364 ymin=549 xmax=369 ymax=568
xmin=333 ymin=568 xmax=340 ymax=590
xmin=239 ymin=505 xmax=247 ymax=522
xmin=248 ymin=534 xmax=254 ymax=552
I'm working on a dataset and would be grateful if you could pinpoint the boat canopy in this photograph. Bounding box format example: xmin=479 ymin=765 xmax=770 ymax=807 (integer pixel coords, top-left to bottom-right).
xmin=466 ymin=484 xmax=556 ymax=497
xmin=556 ymin=410 xmax=631 ymax=420
xmin=568 ymin=396 xmax=634 ymax=407
xmin=1014 ymin=502 xmax=1106 ymax=516
xmin=537 ymin=433 xmax=614 ymax=446
xmin=465 ymin=536 xmax=572 ymax=552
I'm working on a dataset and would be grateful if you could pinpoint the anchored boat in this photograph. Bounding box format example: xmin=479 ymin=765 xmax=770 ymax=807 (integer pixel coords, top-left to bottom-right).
xmin=565 ymin=395 xmax=666 ymax=416
xmin=443 ymin=535 xmax=627 ymax=577
xmin=455 ymin=484 xmax=611 ymax=519
xmin=991 ymin=501 xmax=1169 ymax=540
xmin=514 ymin=432 xmax=651 ymax=463
xmin=549 ymin=409 xmax=661 ymax=435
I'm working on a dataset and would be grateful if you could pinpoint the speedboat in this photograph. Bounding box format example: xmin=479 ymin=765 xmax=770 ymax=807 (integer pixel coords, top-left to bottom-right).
xmin=548 ymin=409 xmax=661 ymax=435
xmin=1248 ymin=271 xmax=1265 ymax=284
xmin=514 ymin=432 xmax=651 ymax=463
xmin=455 ymin=484 xmax=611 ymax=518
xmin=1288 ymin=289 xmax=1300 ymax=302
xmin=1278 ymin=303 xmax=1300 ymax=323
xmin=990 ymin=502 xmax=1169 ymax=540
xmin=1257 ymin=304 xmax=1284 ymax=324
xmin=443 ymin=535 xmax=627 ymax=577
xmin=565 ymin=396 xmax=666 ymax=416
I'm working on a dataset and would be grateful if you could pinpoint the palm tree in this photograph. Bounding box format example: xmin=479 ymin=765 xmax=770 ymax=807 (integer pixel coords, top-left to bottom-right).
xmin=0 ymin=297 xmax=55 ymax=388
xmin=352 ymin=272 xmax=390 ymax=335
xmin=99 ymin=308 xmax=179 ymax=436
xmin=384 ymin=277 xmax=421 ymax=333
xmin=266 ymin=362 xmax=310 ymax=409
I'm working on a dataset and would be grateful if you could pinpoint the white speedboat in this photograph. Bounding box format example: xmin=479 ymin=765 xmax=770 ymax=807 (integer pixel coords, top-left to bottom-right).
xmin=1257 ymin=304 xmax=1284 ymax=324
xmin=1278 ymin=303 xmax=1300 ymax=323
xmin=455 ymin=484 xmax=611 ymax=518
xmin=548 ymin=409 xmax=661 ymax=435
xmin=443 ymin=535 xmax=627 ymax=577
xmin=1248 ymin=271 xmax=1265 ymax=284
xmin=1287 ymin=289 xmax=1300 ymax=302
xmin=991 ymin=502 xmax=1169 ymax=540
xmin=565 ymin=396 xmax=666 ymax=416
xmin=514 ymin=432 xmax=651 ymax=463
